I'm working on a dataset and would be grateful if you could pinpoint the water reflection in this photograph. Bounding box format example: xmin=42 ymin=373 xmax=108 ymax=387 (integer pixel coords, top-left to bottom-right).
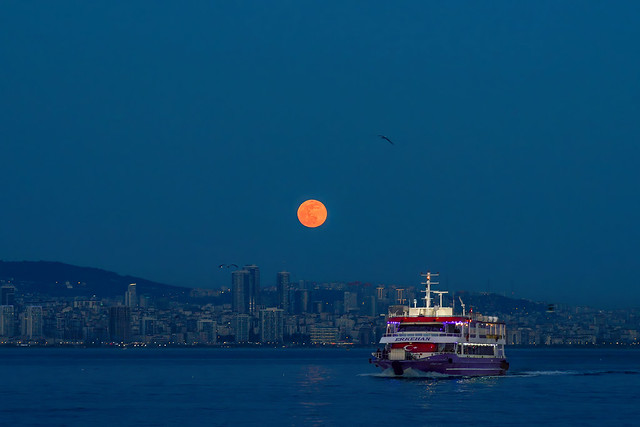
xmin=295 ymin=365 xmax=333 ymax=426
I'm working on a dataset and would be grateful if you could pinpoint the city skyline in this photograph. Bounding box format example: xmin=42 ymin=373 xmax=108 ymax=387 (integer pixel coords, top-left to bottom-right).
xmin=1 ymin=269 xmax=638 ymax=348
xmin=2 ymin=3 xmax=639 ymax=309
xmin=0 ymin=258 xmax=637 ymax=310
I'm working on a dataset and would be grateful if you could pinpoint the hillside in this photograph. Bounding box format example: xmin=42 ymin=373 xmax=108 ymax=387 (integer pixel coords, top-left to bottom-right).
xmin=0 ymin=260 xmax=189 ymax=298
xmin=456 ymin=290 xmax=550 ymax=317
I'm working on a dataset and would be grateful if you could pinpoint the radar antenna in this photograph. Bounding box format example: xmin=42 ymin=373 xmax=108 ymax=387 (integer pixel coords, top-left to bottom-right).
xmin=432 ymin=291 xmax=448 ymax=308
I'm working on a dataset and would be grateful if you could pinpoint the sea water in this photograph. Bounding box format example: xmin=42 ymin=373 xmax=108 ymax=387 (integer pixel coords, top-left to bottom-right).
xmin=1 ymin=347 xmax=639 ymax=426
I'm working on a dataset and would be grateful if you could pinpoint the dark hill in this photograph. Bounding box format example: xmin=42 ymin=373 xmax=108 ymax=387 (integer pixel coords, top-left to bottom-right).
xmin=455 ymin=290 xmax=548 ymax=316
xmin=0 ymin=260 xmax=189 ymax=298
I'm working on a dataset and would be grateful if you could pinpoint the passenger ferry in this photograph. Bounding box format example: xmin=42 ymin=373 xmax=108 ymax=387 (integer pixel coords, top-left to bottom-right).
xmin=371 ymin=271 xmax=509 ymax=377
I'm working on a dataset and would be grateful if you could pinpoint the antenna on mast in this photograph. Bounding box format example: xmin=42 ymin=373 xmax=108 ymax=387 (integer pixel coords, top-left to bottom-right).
xmin=420 ymin=271 xmax=439 ymax=309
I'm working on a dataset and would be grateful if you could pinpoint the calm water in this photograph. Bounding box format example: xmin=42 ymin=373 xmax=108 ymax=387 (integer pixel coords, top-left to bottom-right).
xmin=1 ymin=347 xmax=639 ymax=426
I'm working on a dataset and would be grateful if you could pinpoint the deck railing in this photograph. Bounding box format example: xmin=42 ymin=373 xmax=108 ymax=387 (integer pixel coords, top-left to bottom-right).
xmin=383 ymin=332 xmax=505 ymax=340
xmin=382 ymin=332 xmax=461 ymax=338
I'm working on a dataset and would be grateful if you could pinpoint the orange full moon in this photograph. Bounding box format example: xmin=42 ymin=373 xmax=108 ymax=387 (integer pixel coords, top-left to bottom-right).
xmin=297 ymin=199 xmax=327 ymax=228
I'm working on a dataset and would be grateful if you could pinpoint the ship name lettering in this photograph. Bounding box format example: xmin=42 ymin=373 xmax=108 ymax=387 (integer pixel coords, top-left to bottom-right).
xmin=394 ymin=337 xmax=431 ymax=342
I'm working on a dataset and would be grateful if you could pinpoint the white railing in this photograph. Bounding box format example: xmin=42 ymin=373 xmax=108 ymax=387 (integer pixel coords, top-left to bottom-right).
xmin=383 ymin=332 xmax=505 ymax=340
xmin=382 ymin=332 xmax=462 ymax=338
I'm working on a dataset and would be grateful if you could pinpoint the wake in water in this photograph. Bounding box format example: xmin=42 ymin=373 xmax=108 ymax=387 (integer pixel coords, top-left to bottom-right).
xmin=361 ymin=369 xmax=640 ymax=380
xmin=360 ymin=368 xmax=489 ymax=380
xmin=510 ymin=369 xmax=640 ymax=378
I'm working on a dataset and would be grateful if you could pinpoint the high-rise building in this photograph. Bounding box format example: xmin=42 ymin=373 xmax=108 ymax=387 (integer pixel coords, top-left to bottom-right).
xmin=312 ymin=300 xmax=324 ymax=314
xmin=125 ymin=283 xmax=137 ymax=308
xmin=1 ymin=285 xmax=16 ymax=306
xmin=363 ymin=295 xmax=377 ymax=317
xmin=21 ymin=306 xmax=43 ymax=338
xmin=0 ymin=305 xmax=15 ymax=337
xmin=344 ymin=291 xmax=358 ymax=313
xmin=292 ymin=289 xmax=309 ymax=314
xmin=141 ymin=317 xmax=156 ymax=336
xmin=276 ymin=271 xmax=290 ymax=313
xmin=233 ymin=314 xmax=250 ymax=342
xmin=231 ymin=270 xmax=250 ymax=314
xmin=244 ymin=265 xmax=260 ymax=314
xmin=259 ymin=308 xmax=284 ymax=343
xmin=109 ymin=306 xmax=131 ymax=342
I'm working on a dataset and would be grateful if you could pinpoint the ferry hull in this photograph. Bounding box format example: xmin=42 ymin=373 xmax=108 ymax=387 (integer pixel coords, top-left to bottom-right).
xmin=372 ymin=353 xmax=509 ymax=377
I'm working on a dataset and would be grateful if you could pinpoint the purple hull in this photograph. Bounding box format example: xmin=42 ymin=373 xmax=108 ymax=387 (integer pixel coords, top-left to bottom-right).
xmin=372 ymin=353 xmax=509 ymax=377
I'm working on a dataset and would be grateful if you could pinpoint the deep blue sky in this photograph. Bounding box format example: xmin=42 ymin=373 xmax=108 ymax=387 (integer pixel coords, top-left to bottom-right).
xmin=1 ymin=2 xmax=639 ymax=307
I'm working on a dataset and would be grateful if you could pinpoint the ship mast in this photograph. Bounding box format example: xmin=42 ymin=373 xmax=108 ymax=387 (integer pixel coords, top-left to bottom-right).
xmin=420 ymin=271 xmax=439 ymax=308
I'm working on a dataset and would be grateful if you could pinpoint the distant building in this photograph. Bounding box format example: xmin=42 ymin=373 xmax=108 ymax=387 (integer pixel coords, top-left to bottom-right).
xmin=344 ymin=291 xmax=358 ymax=313
xmin=363 ymin=295 xmax=376 ymax=317
xmin=509 ymin=329 xmax=522 ymax=345
xmin=197 ymin=319 xmax=217 ymax=344
xmin=1 ymin=285 xmax=15 ymax=306
xmin=276 ymin=271 xmax=290 ymax=313
xmin=309 ymin=327 xmax=339 ymax=344
xmin=21 ymin=306 xmax=43 ymax=339
xmin=259 ymin=308 xmax=284 ymax=343
xmin=0 ymin=305 xmax=15 ymax=337
xmin=231 ymin=270 xmax=250 ymax=314
xmin=141 ymin=317 xmax=156 ymax=336
xmin=139 ymin=295 xmax=152 ymax=309
xmin=292 ymin=289 xmax=309 ymax=315
xmin=244 ymin=265 xmax=260 ymax=314
xmin=312 ymin=300 xmax=323 ymax=314
xmin=109 ymin=306 xmax=131 ymax=342
xmin=233 ymin=314 xmax=250 ymax=343
xmin=358 ymin=326 xmax=375 ymax=345
xmin=333 ymin=300 xmax=344 ymax=315
xmin=125 ymin=283 xmax=137 ymax=308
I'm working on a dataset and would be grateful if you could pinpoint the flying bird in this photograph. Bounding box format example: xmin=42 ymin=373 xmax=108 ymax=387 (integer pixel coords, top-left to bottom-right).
xmin=218 ymin=264 xmax=239 ymax=269
xmin=378 ymin=134 xmax=395 ymax=145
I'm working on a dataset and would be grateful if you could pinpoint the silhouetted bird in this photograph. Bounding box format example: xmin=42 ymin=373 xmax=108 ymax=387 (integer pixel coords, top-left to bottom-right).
xmin=219 ymin=264 xmax=239 ymax=269
xmin=378 ymin=134 xmax=394 ymax=145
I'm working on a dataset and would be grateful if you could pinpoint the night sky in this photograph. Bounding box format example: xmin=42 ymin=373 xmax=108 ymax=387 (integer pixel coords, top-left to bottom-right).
xmin=1 ymin=2 xmax=639 ymax=307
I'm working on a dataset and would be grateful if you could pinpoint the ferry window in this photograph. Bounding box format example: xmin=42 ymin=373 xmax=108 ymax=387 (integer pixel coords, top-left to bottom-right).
xmin=441 ymin=343 xmax=455 ymax=353
xmin=445 ymin=324 xmax=458 ymax=333
xmin=397 ymin=324 xmax=443 ymax=332
xmin=462 ymin=345 xmax=495 ymax=356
